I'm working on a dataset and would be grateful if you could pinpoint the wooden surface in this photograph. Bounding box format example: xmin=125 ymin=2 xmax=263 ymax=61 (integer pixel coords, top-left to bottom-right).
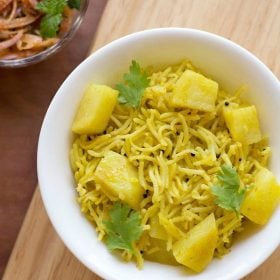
xmin=3 ymin=0 xmax=280 ymax=279
xmin=0 ymin=0 xmax=107 ymax=277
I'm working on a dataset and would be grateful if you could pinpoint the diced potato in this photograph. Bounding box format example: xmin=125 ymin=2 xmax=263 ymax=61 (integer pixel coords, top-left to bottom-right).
xmin=149 ymin=215 xmax=168 ymax=240
xmin=223 ymin=105 xmax=262 ymax=145
xmin=144 ymin=238 xmax=178 ymax=265
xmin=241 ymin=168 xmax=280 ymax=225
xmin=172 ymin=70 xmax=218 ymax=112
xmin=72 ymin=84 xmax=118 ymax=134
xmin=158 ymin=213 xmax=183 ymax=240
xmin=93 ymin=151 xmax=143 ymax=209
xmin=173 ymin=213 xmax=218 ymax=272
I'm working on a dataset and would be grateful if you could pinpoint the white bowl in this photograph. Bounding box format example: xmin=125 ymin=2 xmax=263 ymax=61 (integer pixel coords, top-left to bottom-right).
xmin=38 ymin=28 xmax=280 ymax=280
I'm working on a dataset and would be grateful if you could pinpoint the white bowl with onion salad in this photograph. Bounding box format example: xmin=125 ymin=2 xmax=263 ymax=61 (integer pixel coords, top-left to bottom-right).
xmin=38 ymin=28 xmax=280 ymax=280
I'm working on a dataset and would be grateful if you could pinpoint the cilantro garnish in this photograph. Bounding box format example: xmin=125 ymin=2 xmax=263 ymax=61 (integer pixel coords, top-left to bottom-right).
xmin=211 ymin=165 xmax=246 ymax=215
xmin=36 ymin=0 xmax=67 ymax=14
xmin=103 ymin=202 xmax=143 ymax=254
xmin=39 ymin=13 xmax=63 ymax=38
xmin=68 ymin=0 xmax=81 ymax=9
xmin=116 ymin=60 xmax=149 ymax=108
xmin=36 ymin=0 xmax=81 ymax=38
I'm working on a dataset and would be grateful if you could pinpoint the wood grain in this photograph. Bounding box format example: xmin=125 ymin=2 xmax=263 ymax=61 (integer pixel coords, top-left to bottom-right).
xmin=3 ymin=0 xmax=280 ymax=279
xmin=3 ymin=190 xmax=100 ymax=280
xmin=0 ymin=1 xmax=107 ymax=276
xmin=93 ymin=0 xmax=280 ymax=78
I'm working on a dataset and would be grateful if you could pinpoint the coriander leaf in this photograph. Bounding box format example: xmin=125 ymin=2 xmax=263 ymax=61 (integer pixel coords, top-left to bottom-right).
xmin=36 ymin=0 xmax=67 ymax=38
xmin=40 ymin=14 xmax=62 ymax=38
xmin=116 ymin=60 xmax=149 ymax=108
xmin=124 ymin=60 xmax=149 ymax=89
xmin=211 ymin=165 xmax=246 ymax=214
xmin=36 ymin=0 xmax=67 ymax=15
xmin=212 ymin=185 xmax=245 ymax=213
xmin=68 ymin=0 xmax=81 ymax=9
xmin=116 ymin=84 xmax=143 ymax=108
xmin=217 ymin=164 xmax=240 ymax=188
xmin=103 ymin=202 xmax=143 ymax=254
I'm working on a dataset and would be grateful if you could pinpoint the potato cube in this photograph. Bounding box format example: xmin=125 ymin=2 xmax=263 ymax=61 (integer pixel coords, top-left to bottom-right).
xmin=241 ymin=168 xmax=280 ymax=225
xmin=144 ymin=238 xmax=178 ymax=265
xmin=158 ymin=213 xmax=183 ymax=240
xmin=173 ymin=213 xmax=218 ymax=272
xmin=149 ymin=215 xmax=168 ymax=240
xmin=172 ymin=70 xmax=218 ymax=112
xmin=93 ymin=151 xmax=143 ymax=209
xmin=223 ymin=105 xmax=262 ymax=145
xmin=72 ymin=84 xmax=118 ymax=134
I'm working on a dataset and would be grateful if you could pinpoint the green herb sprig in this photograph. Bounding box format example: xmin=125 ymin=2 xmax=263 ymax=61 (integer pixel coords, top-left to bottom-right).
xmin=68 ymin=0 xmax=81 ymax=9
xmin=116 ymin=60 xmax=149 ymax=108
xmin=36 ymin=0 xmax=81 ymax=38
xmin=103 ymin=202 xmax=143 ymax=254
xmin=211 ymin=165 xmax=246 ymax=215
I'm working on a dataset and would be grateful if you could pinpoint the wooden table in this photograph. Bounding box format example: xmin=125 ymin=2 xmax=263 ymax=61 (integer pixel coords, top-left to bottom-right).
xmin=3 ymin=0 xmax=280 ymax=279
xmin=0 ymin=0 xmax=107 ymax=278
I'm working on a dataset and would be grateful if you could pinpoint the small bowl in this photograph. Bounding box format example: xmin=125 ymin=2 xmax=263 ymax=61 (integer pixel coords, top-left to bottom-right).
xmin=0 ymin=0 xmax=88 ymax=68
xmin=38 ymin=28 xmax=280 ymax=280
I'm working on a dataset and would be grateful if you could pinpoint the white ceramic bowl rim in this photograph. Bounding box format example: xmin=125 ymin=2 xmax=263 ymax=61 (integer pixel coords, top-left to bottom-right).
xmin=38 ymin=27 xmax=280 ymax=280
